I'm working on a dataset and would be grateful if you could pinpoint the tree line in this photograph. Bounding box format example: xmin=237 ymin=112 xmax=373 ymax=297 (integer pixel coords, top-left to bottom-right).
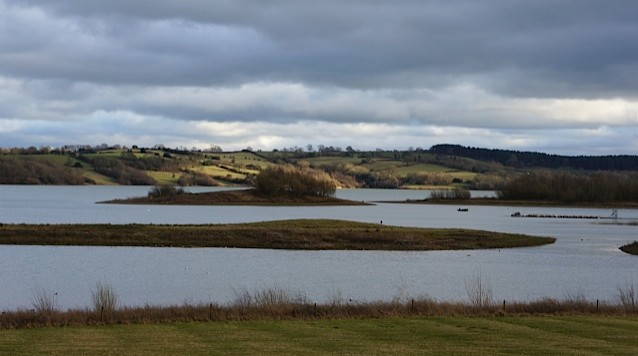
xmin=0 ymin=156 xmax=86 ymax=185
xmin=431 ymin=144 xmax=638 ymax=171
xmin=498 ymin=171 xmax=638 ymax=203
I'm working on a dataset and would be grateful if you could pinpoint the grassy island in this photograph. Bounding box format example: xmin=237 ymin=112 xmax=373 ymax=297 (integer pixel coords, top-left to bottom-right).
xmin=0 ymin=219 xmax=554 ymax=250
xmin=620 ymin=241 xmax=638 ymax=255
xmin=103 ymin=188 xmax=368 ymax=206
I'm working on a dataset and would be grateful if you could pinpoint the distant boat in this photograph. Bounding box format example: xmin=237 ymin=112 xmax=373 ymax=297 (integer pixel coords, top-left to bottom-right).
xmin=457 ymin=208 xmax=469 ymax=212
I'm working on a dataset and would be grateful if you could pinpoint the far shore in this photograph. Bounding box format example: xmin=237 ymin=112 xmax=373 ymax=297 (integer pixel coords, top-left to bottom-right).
xmin=386 ymin=197 xmax=638 ymax=209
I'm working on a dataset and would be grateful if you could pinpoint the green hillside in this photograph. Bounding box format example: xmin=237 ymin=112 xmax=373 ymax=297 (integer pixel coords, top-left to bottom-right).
xmin=2 ymin=145 xmax=638 ymax=191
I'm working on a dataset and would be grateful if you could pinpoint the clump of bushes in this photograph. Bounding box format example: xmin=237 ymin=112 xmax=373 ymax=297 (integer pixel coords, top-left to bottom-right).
xmin=0 ymin=156 xmax=86 ymax=184
xmin=83 ymin=156 xmax=156 ymax=185
xmin=177 ymin=172 xmax=219 ymax=186
xmin=148 ymin=184 xmax=185 ymax=198
xmin=254 ymin=165 xmax=337 ymax=198
xmin=498 ymin=171 xmax=638 ymax=203
xmin=429 ymin=188 xmax=471 ymax=200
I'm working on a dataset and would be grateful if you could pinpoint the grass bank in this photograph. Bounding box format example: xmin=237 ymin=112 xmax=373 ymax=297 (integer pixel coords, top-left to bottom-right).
xmin=620 ymin=241 xmax=638 ymax=255
xmin=1 ymin=316 xmax=637 ymax=355
xmin=0 ymin=219 xmax=555 ymax=249
xmin=103 ymin=188 xmax=368 ymax=206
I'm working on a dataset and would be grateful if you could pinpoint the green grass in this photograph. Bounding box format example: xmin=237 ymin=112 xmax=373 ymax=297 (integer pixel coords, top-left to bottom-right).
xmin=1 ymin=316 xmax=636 ymax=356
xmin=392 ymin=163 xmax=453 ymax=174
xmin=193 ymin=165 xmax=246 ymax=180
xmin=303 ymin=156 xmax=363 ymax=166
xmin=0 ymin=219 xmax=555 ymax=249
xmin=146 ymin=171 xmax=181 ymax=185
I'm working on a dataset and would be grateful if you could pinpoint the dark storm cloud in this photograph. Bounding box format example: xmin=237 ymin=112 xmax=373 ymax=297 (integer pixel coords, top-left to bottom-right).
xmin=3 ymin=0 xmax=637 ymax=97
xmin=2 ymin=0 xmax=638 ymax=153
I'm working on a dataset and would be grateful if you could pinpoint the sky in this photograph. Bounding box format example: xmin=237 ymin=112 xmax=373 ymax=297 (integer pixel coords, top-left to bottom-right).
xmin=1 ymin=1 xmax=638 ymax=155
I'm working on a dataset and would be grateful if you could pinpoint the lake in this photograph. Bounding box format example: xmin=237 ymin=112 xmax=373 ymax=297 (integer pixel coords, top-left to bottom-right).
xmin=1 ymin=185 xmax=637 ymax=310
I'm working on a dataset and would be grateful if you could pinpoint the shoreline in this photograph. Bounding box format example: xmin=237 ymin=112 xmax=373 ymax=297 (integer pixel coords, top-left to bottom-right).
xmin=1 ymin=295 xmax=635 ymax=330
xmin=384 ymin=197 xmax=638 ymax=209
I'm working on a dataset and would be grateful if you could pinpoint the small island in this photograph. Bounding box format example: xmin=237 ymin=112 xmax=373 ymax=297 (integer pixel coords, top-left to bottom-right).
xmin=0 ymin=219 xmax=555 ymax=250
xmin=104 ymin=187 xmax=368 ymax=206
xmin=104 ymin=165 xmax=368 ymax=206
xmin=620 ymin=241 xmax=638 ymax=255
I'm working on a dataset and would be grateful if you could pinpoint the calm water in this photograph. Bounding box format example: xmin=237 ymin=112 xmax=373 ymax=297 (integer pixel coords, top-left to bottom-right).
xmin=1 ymin=185 xmax=637 ymax=310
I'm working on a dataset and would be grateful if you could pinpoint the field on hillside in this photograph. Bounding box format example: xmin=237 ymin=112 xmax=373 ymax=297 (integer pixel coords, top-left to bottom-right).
xmin=0 ymin=148 xmax=484 ymax=188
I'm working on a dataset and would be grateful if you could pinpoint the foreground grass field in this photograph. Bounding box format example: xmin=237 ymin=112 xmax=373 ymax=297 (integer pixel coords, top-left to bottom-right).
xmin=1 ymin=316 xmax=636 ymax=355
xmin=0 ymin=219 xmax=555 ymax=250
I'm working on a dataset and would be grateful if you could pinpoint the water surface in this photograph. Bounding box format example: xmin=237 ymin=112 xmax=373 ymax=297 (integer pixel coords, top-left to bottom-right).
xmin=0 ymin=185 xmax=636 ymax=310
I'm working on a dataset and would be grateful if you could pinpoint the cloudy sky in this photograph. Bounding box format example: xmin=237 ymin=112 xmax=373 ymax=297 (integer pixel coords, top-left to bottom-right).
xmin=1 ymin=0 xmax=638 ymax=155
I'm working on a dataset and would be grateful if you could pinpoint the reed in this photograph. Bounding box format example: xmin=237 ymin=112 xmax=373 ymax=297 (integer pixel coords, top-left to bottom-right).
xmin=91 ymin=282 xmax=118 ymax=321
xmin=2 ymin=292 xmax=635 ymax=329
xmin=465 ymin=272 xmax=493 ymax=308
xmin=617 ymin=282 xmax=637 ymax=313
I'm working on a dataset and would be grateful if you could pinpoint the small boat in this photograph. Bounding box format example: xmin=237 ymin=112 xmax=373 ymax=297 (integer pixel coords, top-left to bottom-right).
xmin=457 ymin=208 xmax=469 ymax=212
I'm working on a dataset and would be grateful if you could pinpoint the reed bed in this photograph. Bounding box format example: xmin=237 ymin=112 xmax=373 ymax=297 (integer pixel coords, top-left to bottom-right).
xmin=2 ymin=292 xmax=635 ymax=330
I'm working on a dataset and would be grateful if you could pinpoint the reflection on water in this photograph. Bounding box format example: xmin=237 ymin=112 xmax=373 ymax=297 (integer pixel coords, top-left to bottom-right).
xmin=0 ymin=185 xmax=637 ymax=310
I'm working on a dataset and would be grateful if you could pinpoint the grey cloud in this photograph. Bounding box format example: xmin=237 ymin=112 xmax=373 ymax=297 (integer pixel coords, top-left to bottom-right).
xmin=2 ymin=0 xmax=637 ymax=98
xmin=3 ymin=0 xmax=638 ymax=154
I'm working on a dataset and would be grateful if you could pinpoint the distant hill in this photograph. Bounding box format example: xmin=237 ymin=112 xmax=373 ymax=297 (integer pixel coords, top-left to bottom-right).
xmin=430 ymin=144 xmax=638 ymax=171
xmin=3 ymin=144 xmax=638 ymax=187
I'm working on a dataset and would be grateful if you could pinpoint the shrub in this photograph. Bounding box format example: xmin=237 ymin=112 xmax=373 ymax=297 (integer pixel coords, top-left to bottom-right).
xmin=32 ymin=286 xmax=57 ymax=315
xmin=465 ymin=273 xmax=493 ymax=308
xmin=148 ymin=184 xmax=185 ymax=198
xmin=617 ymin=282 xmax=636 ymax=313
xmin=92 ymin=282 xmax=118 ymax=317
xmin=177 ymin=172 xmax=219 ymax=186
xmin=255 ymin=165 xmax=336 ymax=197
xmin=430 ymin=188 xmax=471 ymax=200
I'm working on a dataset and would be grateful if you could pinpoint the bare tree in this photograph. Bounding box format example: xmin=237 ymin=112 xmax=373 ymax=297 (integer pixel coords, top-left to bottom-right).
xmin=465 ymin=273 xmax=493 ymax=308
xmin=92 ymin=282 xmax=118 ymax=319
xmin=617 ymin=282 xmax=636 ymax=313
